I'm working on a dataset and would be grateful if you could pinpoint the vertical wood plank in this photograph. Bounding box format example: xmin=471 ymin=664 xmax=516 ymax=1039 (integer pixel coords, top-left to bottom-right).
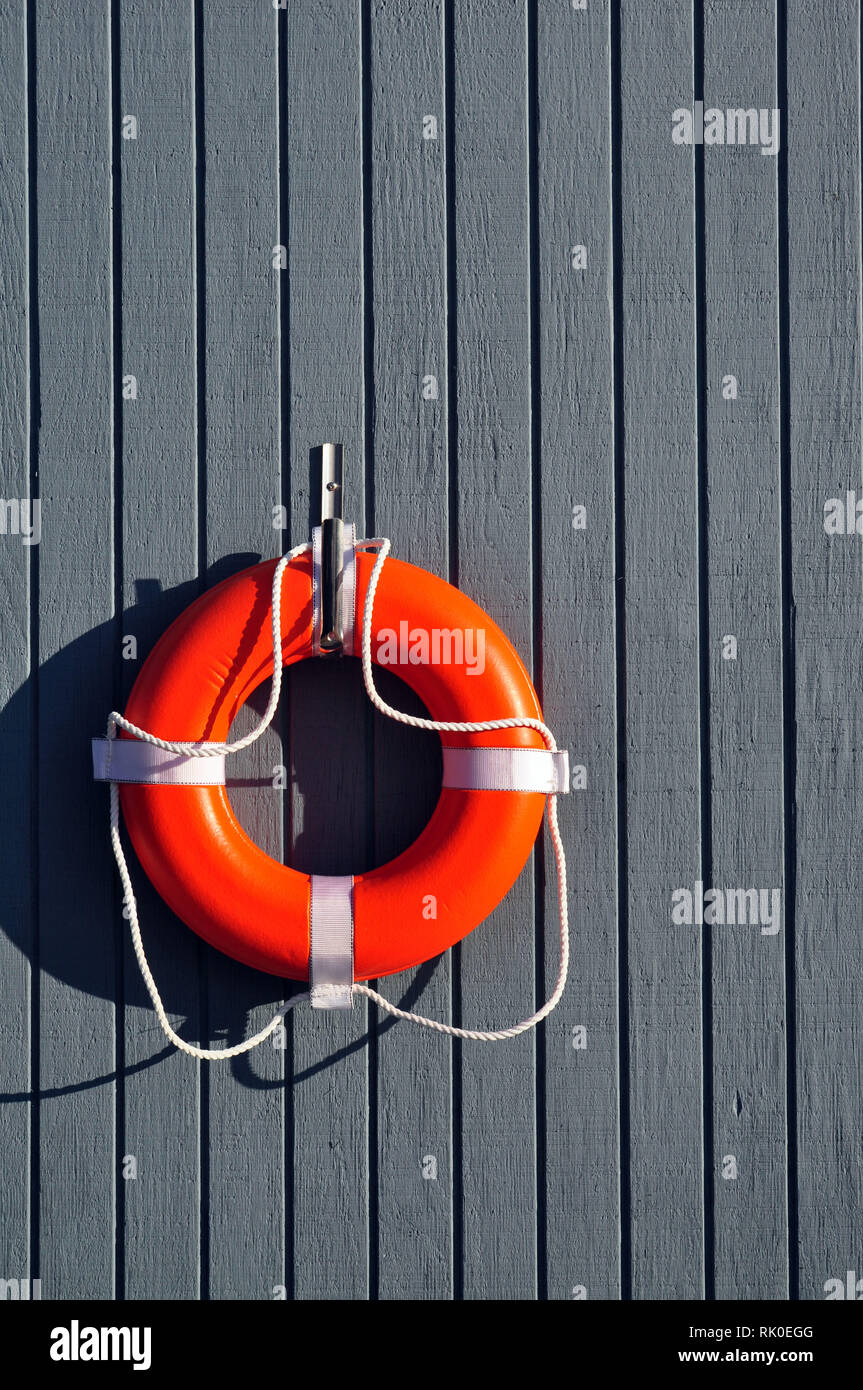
xmin=702 ymin=0 xmax=788 ymax=1299
xmin=537 ymin=0 xmax=621 ymax=1301
xmin=368 ymin=0 xmax=453 ymax=1301
xmin=285 ymin=0 xmax=370 ymax=1301
xmin=35 ymin=0 xmax=117 ymax=1300
xmin=786 ymin=0 xmax=863 ymax=1300
xmin=118 ymin=0 xmax=201 ymax=1300
xmin=0 ymin=0 xmax=32 ymax=1296
xmin=619 ymin=0 xmax=704 ymax=1298
xmin=201 ymin=0 xmax=285 ymax=1301
xmin=451 ymin=0 xmax=537 ymax=1300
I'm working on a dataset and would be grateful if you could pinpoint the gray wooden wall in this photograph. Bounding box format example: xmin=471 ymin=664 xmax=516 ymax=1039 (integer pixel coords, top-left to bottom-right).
xmin=1 ymin=0 xmax=861 ymax=1302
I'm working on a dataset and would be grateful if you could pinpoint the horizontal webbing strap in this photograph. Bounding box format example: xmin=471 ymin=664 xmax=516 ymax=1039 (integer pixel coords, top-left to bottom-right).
xmin=441 ymin=746 xmax=570 ymax=794
xmin=92 ymin=737 xmax=226 ymax=785
xmin=309 ymin=874 xmax=355 ymax=1010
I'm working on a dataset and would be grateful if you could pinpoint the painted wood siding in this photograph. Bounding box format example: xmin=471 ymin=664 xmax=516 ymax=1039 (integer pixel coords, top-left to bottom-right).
xmin=0 ymin=0 xmax=860 ymax=1301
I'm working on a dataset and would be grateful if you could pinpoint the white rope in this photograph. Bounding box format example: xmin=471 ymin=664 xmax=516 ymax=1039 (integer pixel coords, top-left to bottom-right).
xmin=108 ymin=541 xmax=312 ymax=1060
xmin=109 ymin=542 xmax=310 ymax=757
xmin=105 ymin=536 xmax=569 ymax=1056
xmin=352 ymin=539 xmax=569 ymax=1040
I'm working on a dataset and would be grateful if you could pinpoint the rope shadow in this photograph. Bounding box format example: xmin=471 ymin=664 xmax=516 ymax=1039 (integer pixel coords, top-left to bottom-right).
xmin=225 ymin=954 xmax=446 ymax=1090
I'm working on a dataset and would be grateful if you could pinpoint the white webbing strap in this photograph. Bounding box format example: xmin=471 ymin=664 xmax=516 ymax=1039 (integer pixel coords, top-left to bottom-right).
xmin=442 ymin=746 xmax=570 ymax=794
xmin=312 ymin=521 xmax=357 ymax=655
xmin=92 ymin=737 xmax=226 ymax=785
xmin=309 ymin=875 xmax=355 ymax=1010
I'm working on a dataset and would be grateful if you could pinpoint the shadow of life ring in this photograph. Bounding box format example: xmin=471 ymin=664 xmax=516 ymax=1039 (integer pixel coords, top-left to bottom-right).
xmin=117 ymin=548 xmax=552 ymax=982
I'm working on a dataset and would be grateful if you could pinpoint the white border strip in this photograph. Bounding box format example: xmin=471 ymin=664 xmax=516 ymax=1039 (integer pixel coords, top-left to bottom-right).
xmin=92 ymin=738 xmax=226 ymax=785
xmin=309 ymin=875 xmax=355 ymax=1009
xmin=441 ymin=746 xmax=570 ymax=794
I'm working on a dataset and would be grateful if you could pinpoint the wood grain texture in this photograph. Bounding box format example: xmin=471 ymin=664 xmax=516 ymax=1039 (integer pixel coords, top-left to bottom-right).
xmin=200 ymin=0 xmax=285 ymax=1301
xmin=117 ymin=0 xmax=201 ymax=1302
xmin=285 ymin=0 xmax=370 ymax=1301
xmin=536 ymin=0 xmax=621 ymax=1302
xmin=34 ymin=0 xmax=117 ymax=1300
xmin=786 ymin=0 xmax=863 ymax=1301
xmin=368 ymin=0 xmax=453 ymax=1302
xmin=702 ymin=0 xmax=788 ymax=1300
xmin=0 ymin=0 xmax=31 ymax=1295
xmin=619 ymin=0 xmax=704 ymax=1299
xmin=1 ymin=0 xmax=862 ymax=1303
xmin=450 ymin=0 xmax=538 ymax=1300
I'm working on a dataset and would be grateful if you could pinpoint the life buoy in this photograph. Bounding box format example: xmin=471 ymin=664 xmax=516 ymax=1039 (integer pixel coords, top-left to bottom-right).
xmin=116 ymin=547 xmax=557 ymax=982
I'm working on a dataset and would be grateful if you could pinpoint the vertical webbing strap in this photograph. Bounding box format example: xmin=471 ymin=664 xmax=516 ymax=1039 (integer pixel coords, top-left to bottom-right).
xmin=309 ymin=875 xmax=355 ymax=1010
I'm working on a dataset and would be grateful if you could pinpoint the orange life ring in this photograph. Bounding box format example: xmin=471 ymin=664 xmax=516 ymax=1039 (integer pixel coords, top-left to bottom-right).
xmin=118 ymin=548 xmax=552 ymax=982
